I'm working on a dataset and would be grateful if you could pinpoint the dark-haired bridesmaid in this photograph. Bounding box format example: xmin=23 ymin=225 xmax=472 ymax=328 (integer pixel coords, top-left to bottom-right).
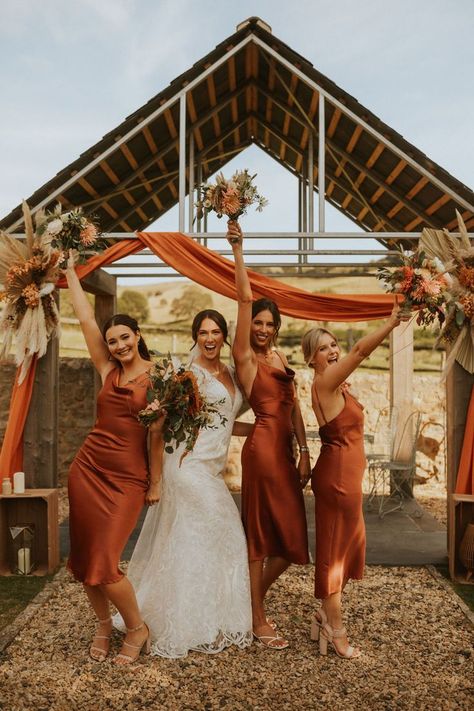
xmin=227 ymin=221 xmax=310 ymax=650
xmin=65 ymin=253 xmax=162 ymax=665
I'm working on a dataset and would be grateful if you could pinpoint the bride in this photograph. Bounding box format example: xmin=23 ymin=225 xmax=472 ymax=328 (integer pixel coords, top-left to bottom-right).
xmin=114 ymin=309 xmax=253 ymax=658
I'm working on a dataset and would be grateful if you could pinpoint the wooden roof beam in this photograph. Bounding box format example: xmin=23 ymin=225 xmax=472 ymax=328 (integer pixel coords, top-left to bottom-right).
xmin=186 ymin=91 xmax=204 ymax=151
xmin=255 ymin=117 xmax=400 ymax=231
xmin=254 ymin=138 xmax=376 ymax=232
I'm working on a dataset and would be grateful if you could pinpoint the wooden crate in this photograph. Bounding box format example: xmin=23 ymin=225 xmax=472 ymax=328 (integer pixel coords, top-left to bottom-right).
xmin=0 ymin=489 xmax=59 ymax=576
xmin=448 ymin=493 xmax=474 ymax=584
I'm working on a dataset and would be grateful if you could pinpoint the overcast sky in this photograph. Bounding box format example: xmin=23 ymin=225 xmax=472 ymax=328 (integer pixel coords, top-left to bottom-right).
xmin=1 ymin=0 xmax=473 ymax=272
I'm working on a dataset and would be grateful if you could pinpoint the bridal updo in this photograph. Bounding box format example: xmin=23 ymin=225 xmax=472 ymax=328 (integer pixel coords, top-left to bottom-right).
xmin=191 ymin=309 xmax=230 ymax=347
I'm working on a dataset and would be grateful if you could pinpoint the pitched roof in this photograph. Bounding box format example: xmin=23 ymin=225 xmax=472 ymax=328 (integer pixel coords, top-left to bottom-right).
xmin=2 ymin=16 xmax=473 ymax=237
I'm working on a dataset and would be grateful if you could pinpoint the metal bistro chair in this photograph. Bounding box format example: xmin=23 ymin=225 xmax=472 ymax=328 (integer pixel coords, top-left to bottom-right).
xmin=367 ymin=410 xmax=422 ymax=519
xmin=365 ymin=406 xmax=398 ymax=508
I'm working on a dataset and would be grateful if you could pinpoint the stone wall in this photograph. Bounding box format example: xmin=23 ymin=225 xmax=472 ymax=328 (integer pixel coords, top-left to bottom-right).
xmin=1 ymin=360 xmax=446 ymax=493
xmin=0 ymin=358 xmax=95 ymax=486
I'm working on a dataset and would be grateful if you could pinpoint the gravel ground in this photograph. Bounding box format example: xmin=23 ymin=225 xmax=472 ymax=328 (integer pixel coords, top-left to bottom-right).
xmin=0 ymin=566 xmax=472 ymax=711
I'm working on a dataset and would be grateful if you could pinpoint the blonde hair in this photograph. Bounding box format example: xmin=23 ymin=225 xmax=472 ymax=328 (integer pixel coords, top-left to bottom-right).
xmin=301 ymin=327 xmax=338 ymax=368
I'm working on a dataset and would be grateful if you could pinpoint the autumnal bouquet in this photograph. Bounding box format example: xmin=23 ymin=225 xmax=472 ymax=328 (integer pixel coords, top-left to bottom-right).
xmin=195 ymin=170 xmax=268 ymax=226
xmin=377 ymin=247 xmax=449 ymax=327
xmin=0 ymin=202 xmax=62 ymax=380
xmin=418 ymin=213 xmax=474 ymax=373
xmin=36 ymin=204 xmax=107 ymax=267
xmin=138 ymin=355 xmax=226 ymax=463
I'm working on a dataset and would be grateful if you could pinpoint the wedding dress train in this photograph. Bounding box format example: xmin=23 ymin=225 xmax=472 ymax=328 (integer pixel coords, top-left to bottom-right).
xmin=114 ymin=364 xmax=252 ymax=658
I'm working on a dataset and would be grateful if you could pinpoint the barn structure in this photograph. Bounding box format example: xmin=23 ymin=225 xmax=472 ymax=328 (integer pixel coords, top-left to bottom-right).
xmin=1 ymin=17 xmax=473 ymax=578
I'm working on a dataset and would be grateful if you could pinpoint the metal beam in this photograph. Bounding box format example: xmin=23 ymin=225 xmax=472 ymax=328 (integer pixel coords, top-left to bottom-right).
xmin=188 ymin=131 xmax=195 ymax=232
xmin=179 ymin=94 xmax=186 ymax=232
xmin=318 ymin=93 xmax=325 ymax=232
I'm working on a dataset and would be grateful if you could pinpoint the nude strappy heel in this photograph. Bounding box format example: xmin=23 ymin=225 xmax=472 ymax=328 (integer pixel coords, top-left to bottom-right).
xmin=89 ymin=616 xmax=112 ymax=662
xmin=319 ymin=621 xmax=361 ymax=659
xmin=114 ymin=622 xmax=151 ymax=665
xmin=310 ymin=608 xmax=326 ymax=642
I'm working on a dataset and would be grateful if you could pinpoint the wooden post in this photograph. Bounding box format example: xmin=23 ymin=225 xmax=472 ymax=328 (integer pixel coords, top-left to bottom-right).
xmin=389 ymin=318 xmax=414 ymax=494
xmin=23 ymin=311 xmax=59 ymax=489
xmin=446 ymin=361 xmax=474 ymax=579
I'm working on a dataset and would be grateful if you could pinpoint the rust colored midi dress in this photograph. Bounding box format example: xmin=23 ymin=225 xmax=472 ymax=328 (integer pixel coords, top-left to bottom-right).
xmin=241 ymin=361 xmax=309 ymax=564
xmin=311 ymin=389 xmax=366 ymax=599
xmin=68 ymin=368 xmax=149 ymax=586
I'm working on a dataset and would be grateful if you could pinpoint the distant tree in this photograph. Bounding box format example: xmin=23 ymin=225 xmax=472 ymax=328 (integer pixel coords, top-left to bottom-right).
xmin=117 ymin=290 xmax=150 ymax=322
xmin=170 ymin=286 xmax=213 ymax=320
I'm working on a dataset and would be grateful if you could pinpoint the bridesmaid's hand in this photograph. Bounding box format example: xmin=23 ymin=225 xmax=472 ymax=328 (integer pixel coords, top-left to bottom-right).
xmin=145 ymin=480 xmax=161 ymax=506
xmin=298 ymin=454 xmax=311 ymax=489
xmin=226 ymin=220 xmax=242 ymax=247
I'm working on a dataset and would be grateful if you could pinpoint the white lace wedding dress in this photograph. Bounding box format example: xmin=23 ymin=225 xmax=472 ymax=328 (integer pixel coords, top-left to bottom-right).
xmin=114 ymin=363 xmax=253 ymax=658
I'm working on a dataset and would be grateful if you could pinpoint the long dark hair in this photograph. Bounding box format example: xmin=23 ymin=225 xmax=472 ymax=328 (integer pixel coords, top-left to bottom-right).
xmin=191 ymin=309 xmax=230 ymax=347
xmin=251 ymin=298 xmax=281 ymax=345
xmin=102 ymin=313 xmax=151 ymax=361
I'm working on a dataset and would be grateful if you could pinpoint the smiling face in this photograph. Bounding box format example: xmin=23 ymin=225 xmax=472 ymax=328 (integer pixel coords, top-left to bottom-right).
xmin=310 ymin=331 xmax=341 ymax=373
xmin=105 ymin=324 xmax=141 ymax=364
xmin=196 ymin=317 xmax=225 ymax=361
xmin=250 ymin=309 xmax=276 ymax=351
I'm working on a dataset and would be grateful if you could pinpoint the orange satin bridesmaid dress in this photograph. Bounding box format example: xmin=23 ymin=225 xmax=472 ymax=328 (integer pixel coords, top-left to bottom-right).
xmin=67 ymin=368 xmax=149 ymax=585
xmin=311 ymin=388 xmax=366 ymax=599
xmin=241 ymin=360 xmax=309 ymax=564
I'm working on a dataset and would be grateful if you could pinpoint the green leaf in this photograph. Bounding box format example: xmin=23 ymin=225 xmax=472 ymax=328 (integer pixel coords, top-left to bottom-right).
xmin=165 ymin=446 xmax=174 ymax=454
xmin=456 ymin=309 xmax=465 ymax=327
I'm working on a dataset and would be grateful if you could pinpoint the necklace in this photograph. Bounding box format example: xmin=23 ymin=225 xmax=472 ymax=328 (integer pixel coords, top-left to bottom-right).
xmin=257 ymin=348 xmax=274 ymax=363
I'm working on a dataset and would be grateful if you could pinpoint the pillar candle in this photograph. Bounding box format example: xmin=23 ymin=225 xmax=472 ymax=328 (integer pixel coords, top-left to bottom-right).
xmin=18 ymin=547 xmax=31 ymax=574
xmin=13 ymin=471 xmax=25 ymax=494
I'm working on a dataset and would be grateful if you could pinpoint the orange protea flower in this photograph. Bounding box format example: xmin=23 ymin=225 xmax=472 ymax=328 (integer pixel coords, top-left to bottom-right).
xmin=178 ymin=370 xmax=202 ymax=414
xmin=460 ymin=294 xmax=474 ymax=320
xmin=398 ymin=266 xmax=414 ymax=293
xmin=79 ymin=223 xmax=98 ymax=246
xmin=21 ymin=284 xmax=40 ymax=308
xmin=221 ymin=187 xmax=241 ymax=216
xmin=459 ymin=265 xmax=474 ymax=290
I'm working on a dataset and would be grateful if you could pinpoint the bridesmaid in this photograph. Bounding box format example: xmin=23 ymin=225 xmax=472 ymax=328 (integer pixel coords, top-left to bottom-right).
xmin=65 ymin=253 xmax=162 ymax=665
xmin=301 ymin=302 xmax=409 ymax=659
xmin=227 ymin=221 xmax=310 ymax=650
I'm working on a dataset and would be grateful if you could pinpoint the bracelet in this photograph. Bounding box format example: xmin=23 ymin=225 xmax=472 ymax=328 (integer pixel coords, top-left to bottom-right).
xmin=299 ymin=446 xmax=310 ymax=453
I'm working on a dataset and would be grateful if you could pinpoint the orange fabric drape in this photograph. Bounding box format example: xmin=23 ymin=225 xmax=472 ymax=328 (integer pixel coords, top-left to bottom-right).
xmin=0 ymin=356 xmax=37 ymax=479
xmin=58 ymin=232 xmax=395 ymax=320
xmin=454 ymin=384 xmax=474 ymax=495
xmin=5 ymin=230 xmax=395 ymax=477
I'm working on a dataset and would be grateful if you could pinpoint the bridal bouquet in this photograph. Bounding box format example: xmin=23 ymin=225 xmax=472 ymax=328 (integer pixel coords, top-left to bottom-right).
xmin=35 ymin=204 xmax=107 ymax=267
xmin=195 ymin=169 xmax=268 ymax=223
xmin=138 ymin=355 xmax=226 ymax=463
xmin=377 ymin=247 xmax=449 ymax=327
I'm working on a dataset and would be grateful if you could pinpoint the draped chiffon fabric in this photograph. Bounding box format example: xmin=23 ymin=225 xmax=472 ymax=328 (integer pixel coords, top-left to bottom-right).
xmin=3 ymin=232 xmax=395 ymax=481
xmin=241 ymin=361 xmax=309 ymax=564
xmin=67 ymin=368 xmax=149 ymax=586
xmin=311 ymin=390 xmax=366 ymax=599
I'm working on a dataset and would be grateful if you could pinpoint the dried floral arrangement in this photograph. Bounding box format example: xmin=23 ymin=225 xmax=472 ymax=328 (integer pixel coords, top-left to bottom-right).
xmin=376 ymin=247 xmax=449 ymax=327
xmin=420 ymin=211 xmax=474 ymax=373
xmin=195 ymin=170 xmax=268 ymax=223
xmin=36 ymin=204 xmax=106 ymax=268
xmin=0 ymin=202 xmax=105 ymax=380
xmin=377 ymin=210 xmax=474 ymax=373
xmin=138 ymin=355 xmax=227 ymax=464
